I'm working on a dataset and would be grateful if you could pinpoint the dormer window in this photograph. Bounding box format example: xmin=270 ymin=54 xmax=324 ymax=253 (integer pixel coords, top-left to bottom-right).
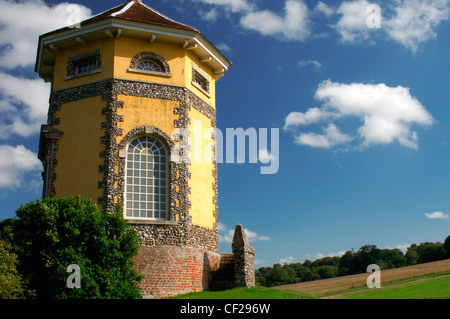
xmin=66 ymin=50 xmax=101 ymax=80
xmin=128 ymin=51 xmax=171 ymax=77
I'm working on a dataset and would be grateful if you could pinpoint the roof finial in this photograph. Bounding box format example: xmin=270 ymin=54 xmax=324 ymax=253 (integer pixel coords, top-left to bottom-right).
xmin=130 ymin=0 xmax=142 ymax=3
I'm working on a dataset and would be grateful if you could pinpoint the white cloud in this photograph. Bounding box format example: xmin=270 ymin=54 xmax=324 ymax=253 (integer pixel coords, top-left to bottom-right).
xmin=425 ymin=211 xmax=449 ymax=219
xmin=240 ymin=0 xmax=311 ymax=41
xmin=334 ymin=0 xmax=375 ymax=43
xmin=258 ymin=148 xmax=275 ymax=164
xmin=284 ymin=107 xmax=338 ymax=130
xmin=219 ymin=222 xmax=271 ymax=243
xmin=314 ymin=1 xmax=334 ymax=16
xmin=215 ymin=42 xmax=232 ymax=52
xmin=197 ymin=0 xmax=449 ymax=50
xmin=298 ymin=59 xmax=322 ymax=70
xmin=296 ymin=123 xmax=354 ymax=149
xmin=333 ymin=0 xmax=450 ymax=51
xmin=0 ymin=0 xmax=92 ymax=69
xmin=0 ymin=72 xmax=51 ymax=139
xmin=279 ymin=256 xmax=296 ymax=264
xmin=199 ymin=8 xmax=219 ymax=21
xmin=196 ymin=0 xmax=254 ymax=13
xmin=313 ymin=251 xmax=346 ymax=260
xmin=0 ymin=0 xmax=91 ymax=140
xmin=0 ymin=144 xmax=41 ymax=189
xmin=384 ymin=0 xmax=450 ymax=52
xmin=285 ymin=80 xmax=434 ymax=149
xmin=385 ymin=243 xmax=411 ymax=252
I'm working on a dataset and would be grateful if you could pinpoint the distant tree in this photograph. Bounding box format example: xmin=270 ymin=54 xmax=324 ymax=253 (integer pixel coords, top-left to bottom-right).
xmin=416 ymin=242 xmax=446 ymax=263
xmin=295 ymin=266 xmax=320 ymax=282
xmin=315 ymin=265 xmax=338 ymax=279
xmin=1 ymin=196 xmax=142 ymax=299
xmin=405 ymin=244 xmax=419 ymax=265
xmin=311 ymin=256 xmax=340 ymax=268
xmin=355 ymin=245 xmax=382 ymax=273
xmin=339 ymin=251 xmax=356 ymax=275
xmin=443 ymin=235 xmax=450 ymax=258
xmin=380 ymin=249 xmax=406 ymax=269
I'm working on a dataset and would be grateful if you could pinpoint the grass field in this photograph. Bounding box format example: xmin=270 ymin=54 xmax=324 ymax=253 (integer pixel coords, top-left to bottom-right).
xmin=276 ymin=258 xmax=450 ymax=298
xmin=340 ymin=274 xmax=450 ymax=299
xmin=172 ymin=259 xmax=450 ymax=299
xmin=171 ymin=286 xmax=314 ymax=299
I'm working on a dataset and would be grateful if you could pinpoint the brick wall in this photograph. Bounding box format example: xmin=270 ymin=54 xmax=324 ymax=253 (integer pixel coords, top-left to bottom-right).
xmin=133 ymin=245 xmax=220 ymax=298
xmin=209 ymin=253 xmax=235 ymax=291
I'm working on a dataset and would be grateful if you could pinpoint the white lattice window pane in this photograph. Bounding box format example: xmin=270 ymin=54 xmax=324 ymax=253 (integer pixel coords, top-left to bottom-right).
xmin=136 ymin=60 xmax=162 ymax=72
xmin=124 ymin=136 xmax=169 ymax=220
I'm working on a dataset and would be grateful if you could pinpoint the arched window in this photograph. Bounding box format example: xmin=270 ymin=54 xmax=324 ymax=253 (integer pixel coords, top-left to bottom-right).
xmin=136 ymin=59 xmax=163 ymax=72
xmin=128 ymin=51 xmax=171 ymax=77
xmin=125 ymin=136 xmax=168 ymax=220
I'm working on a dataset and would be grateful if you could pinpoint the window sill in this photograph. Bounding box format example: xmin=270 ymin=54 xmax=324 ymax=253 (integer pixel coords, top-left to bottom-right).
xmin=192 ymin=81 xmax=210 ymax=98
xmin=128 ymin=68 xmax=172 ymax=78
xmin=126 ymin=219 xmax=178 ymax=225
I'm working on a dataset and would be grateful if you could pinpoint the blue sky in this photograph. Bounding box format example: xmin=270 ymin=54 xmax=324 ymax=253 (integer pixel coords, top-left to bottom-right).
xmin=1 ymin=0 xmax=450 ymax=267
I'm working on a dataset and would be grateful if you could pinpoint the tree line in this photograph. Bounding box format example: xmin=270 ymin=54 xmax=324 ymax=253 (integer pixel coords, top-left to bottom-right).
xmin=256 ymin=235 xmax=450 ymax=287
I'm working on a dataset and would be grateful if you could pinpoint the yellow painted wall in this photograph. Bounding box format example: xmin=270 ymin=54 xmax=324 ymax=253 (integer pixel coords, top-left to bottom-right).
xmin=53 ymin=38 xmax=115 ymax=91
xmin=116 ymin=94 xmax=180 ymax=142
xmin=188 ymin=108 xmax=216 ymax=229
xmin=113 ymin=36 xmax=216 ymax=107
xmin=185 ymin=50 xmax=216 ymax=107
xmin=53 ymin=96 xmax=105 ymax=202
xmin=113 ymin=37 xmax=185 ymax=87
xmin=51 ymin=35 xmax=218 ymax=229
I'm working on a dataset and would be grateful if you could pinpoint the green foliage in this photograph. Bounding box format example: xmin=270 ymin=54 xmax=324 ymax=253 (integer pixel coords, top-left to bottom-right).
xmin=406 ymin=242 xmax=446 ymax=264
xmin=316 ymin=265 xmax=338 ymax=279
xmin=256 ymin=234 xmax=450 ymax=288
xmin=0 ymin=239 xmax=33 ymax=299
xmin=0 ymin=196 xmax=142 ymax=299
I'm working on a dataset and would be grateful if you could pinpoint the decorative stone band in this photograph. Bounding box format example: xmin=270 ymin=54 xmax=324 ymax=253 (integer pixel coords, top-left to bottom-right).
xmin=43 ymin=78 xmax=219 ymax=252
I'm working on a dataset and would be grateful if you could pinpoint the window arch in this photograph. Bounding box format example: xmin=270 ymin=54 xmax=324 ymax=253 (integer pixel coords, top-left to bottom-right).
xmin=136 ymin=59 xmax=163 ymax=72
xmin=125 ymin=136 xmax=169 ymax=220
xmin=128 ymin=51 xmax=171 ymax=77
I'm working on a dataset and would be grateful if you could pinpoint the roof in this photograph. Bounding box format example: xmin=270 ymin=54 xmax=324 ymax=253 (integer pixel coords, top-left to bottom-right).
xmin=35 ymin=1 xmax=231 ymax=82
xmin=82 ymin=1 xmax=198 ymax=32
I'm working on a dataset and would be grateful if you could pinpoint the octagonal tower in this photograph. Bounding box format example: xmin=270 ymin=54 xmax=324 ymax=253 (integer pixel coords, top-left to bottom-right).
xmin=36 ymin=0 xmax=231 ymax=298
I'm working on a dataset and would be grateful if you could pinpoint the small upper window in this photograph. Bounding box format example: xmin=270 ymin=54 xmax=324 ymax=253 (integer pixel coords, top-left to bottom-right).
xmin=192 ymin=63 xmax=210 ymax=96
xmin=76 ymin=60 xmax=97 ymax=75
xmin=66 ymin=50 xmax=101 ymax=80
xmin=128 ymin=52 xmax=171 ymax=78
xmin=193 ymin=73 xmax=208 ymax=92
xmin=136 ymin=60 xmax=163 ymax=72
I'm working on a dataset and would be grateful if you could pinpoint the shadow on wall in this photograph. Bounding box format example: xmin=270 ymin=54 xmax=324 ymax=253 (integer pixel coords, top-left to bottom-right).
xmin=209 ymin=224 xmax=255 ymax=291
